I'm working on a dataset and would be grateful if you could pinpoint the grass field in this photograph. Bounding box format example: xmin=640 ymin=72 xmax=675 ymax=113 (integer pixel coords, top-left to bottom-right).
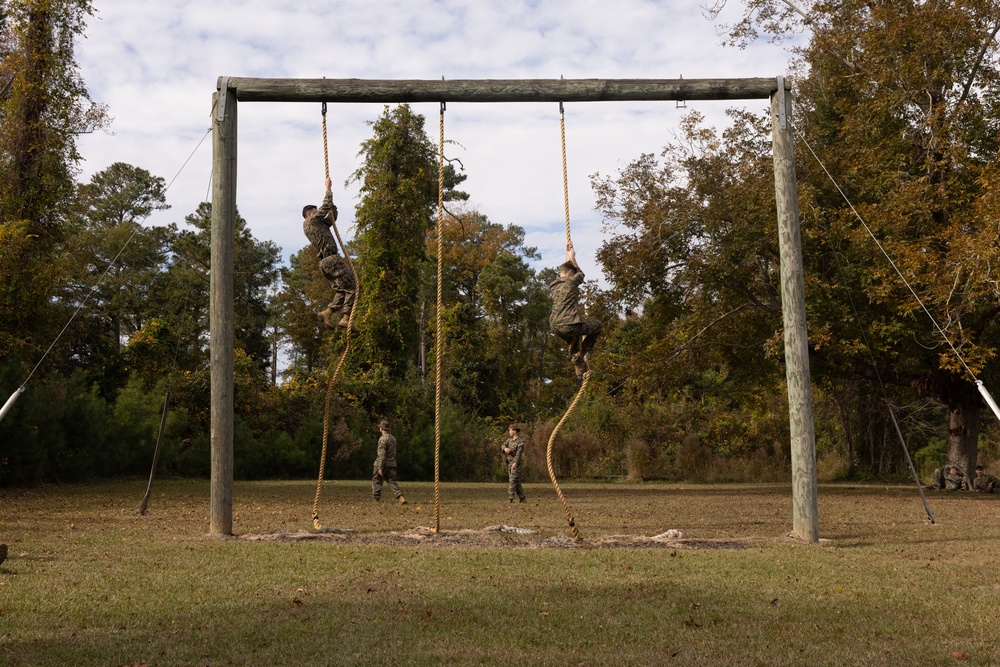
xmin=1 ymin=478 xmax=999 ymax=666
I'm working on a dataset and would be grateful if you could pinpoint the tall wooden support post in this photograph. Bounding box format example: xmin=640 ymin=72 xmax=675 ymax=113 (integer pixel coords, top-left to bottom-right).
xmin=210 ymin=84 xmax=236 ymax=536
xmin=771 ymin=77 xmax=819 ymax=543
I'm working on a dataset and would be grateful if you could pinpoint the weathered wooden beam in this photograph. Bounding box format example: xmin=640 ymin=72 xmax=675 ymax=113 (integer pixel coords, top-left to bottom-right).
xmin=771 ymin=81 xmax=819 ymax=543
xmin=210 ymin=89 xmax=236 ymax=537
xmin=224 ymin=77 xmax=780 ymax=103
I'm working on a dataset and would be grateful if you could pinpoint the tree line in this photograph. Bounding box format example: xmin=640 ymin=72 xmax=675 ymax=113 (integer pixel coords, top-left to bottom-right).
xmin=3 ymin=0 xmax=1000 ymax=487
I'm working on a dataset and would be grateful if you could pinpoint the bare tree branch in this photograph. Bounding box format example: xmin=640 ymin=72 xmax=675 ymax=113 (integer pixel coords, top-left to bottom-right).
xmin=952 ymin=20 xmax=1000 ymax=113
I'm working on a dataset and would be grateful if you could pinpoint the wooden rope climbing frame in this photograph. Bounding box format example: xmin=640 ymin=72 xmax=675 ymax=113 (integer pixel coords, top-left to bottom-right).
xmin=312 ymin=102 xmax=361 ymax=530
xmin=433 ymin=102 xmax=446 ymax=533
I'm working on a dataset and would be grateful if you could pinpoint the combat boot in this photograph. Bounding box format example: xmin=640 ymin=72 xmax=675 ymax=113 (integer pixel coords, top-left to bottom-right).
xmin=338 ymin=314 xmax=360 ymax=333
xmin=398 ymin=495 xmax=408 ymax=506
xmin=317 ymin=307 xmax=336 ymax=329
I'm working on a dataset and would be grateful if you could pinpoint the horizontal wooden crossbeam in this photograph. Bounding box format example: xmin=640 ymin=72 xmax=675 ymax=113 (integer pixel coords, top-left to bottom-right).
xmin=221 ymin=77 xmax=781 ymax=103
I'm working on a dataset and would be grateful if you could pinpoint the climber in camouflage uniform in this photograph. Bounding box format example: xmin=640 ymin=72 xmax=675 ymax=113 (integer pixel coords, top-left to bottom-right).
xmin=549 ymin=241 xmax=601 ymax=379
xmin=302 ymin=176 xmax=357 ymax=331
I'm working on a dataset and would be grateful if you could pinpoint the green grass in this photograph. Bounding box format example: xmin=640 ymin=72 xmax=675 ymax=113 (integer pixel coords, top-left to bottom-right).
xmin=2 ymin=479 xmax=999 ymax=666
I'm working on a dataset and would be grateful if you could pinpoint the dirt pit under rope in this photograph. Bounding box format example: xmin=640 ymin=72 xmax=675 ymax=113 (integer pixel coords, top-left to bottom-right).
xmin=234 ymin=525 xmax=749 ymax=550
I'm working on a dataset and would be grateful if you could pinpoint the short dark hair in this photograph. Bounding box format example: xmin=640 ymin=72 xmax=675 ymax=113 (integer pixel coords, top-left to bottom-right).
xmin=509 ymin=424 xmax=520 ymax=432
xmin=559 ymin=261 xmax=578 ymax=275
xmin=302 ymin=204 xmax=317 ymax=219
xmin=976 ymin=465 xmax=985 ymax=471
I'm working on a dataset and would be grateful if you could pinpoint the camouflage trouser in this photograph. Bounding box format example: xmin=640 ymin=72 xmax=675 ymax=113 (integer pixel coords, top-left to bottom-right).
xmin=974 ymin=479 xmax=1000 ymax=493
xmin=552 ymin=320 xmax=602 ymax=356
xmin=508 ymin=464 xmax=525 ymax=501
xmin=319 ymin=254 xmax=356 ymax=314
xmin=372 ymin=466 xmax=403 ymax=500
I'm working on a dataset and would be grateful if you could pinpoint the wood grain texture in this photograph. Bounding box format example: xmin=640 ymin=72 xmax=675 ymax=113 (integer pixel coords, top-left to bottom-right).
xmin=222 ymin=77 xmax=780 ymax=103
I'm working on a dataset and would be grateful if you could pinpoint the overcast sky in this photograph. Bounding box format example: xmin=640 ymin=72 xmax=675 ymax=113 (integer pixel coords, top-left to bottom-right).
xmin=74 ymin=0 xmax=795 ymax=285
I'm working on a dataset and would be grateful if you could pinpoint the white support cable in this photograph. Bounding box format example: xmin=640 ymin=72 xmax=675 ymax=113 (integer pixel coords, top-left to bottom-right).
xmin=792 ymin=122 xmax=979 ymax=383
xmin=1 ymin=127 xmax=212 ymax=424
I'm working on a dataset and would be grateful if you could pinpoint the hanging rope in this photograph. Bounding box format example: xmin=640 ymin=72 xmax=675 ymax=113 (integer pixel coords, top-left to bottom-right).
xmin=545 ymin=100 xmax=584 ymax=541
xmin=547 ymin=373 xmax=587 ymax=541
xmin=559 ymin=102 xmax=572 ymax=244
xmin=433 ymin=102 xmax=446 ymax=533
xmin=312 ymin=102 xmax=361 ymax=530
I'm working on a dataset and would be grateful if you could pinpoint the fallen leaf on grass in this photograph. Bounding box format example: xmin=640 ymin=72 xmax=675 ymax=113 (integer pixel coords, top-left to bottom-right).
xmin=770 ymin=598 xmax=779 ymax=607
xmin=292 ymin=597 xmax=302 ymax=607
xmin=950 ymin=651 xmax=967 ymax=660
xmin=684 ymin=616 xmax=700 ymax=627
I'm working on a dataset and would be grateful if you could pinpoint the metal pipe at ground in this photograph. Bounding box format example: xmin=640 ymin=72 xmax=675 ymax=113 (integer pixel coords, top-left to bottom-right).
xmin=0 ymin=386 xmax=25 ymax=424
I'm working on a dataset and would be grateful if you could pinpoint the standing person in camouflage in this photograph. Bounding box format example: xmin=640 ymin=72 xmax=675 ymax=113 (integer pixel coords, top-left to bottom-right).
xmin=549 ymin=241 xmax=601 ymax=379
xmin=973 ymin=465 xmax=1000 ymax=493
xmin=372 ymin=420 xmax=407 ymax=505
xmin=302 ymin=176 xmax=357 ymax=331
xmin=502 ymin=424 xmax=527 ymax=503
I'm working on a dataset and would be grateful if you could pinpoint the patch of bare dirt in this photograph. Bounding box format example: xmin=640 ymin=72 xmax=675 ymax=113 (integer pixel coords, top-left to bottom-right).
xmin=235 ymin=525 xmax=747 ymax=549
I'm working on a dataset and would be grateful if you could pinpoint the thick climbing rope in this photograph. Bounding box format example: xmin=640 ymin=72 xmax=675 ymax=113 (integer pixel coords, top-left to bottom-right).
xmin=559 ymin=102 xmax=573 ymax=242
xmin=546 ymin=101 xmax=586 ymax=541
xmin=546 ymin=373 xmax=588 ymax=540
xmin=433 ymin=102 xmax=445 ymax=533
xmin=312 ymin=102 xmax=361 ymax=530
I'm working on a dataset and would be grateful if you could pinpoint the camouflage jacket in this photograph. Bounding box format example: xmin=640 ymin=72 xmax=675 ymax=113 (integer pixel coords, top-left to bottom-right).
xmin=503 ymin=435 xmax=524 ymax=468
xmin=973 ymin=472 xmax=999 ymax=492
xmin=548 ymin=271 xmax=584 ymax=329
xmin=375 ymin=432 xmax=397 ymax=470
xmin=302 ymin=192 xmax=340 ymax=259
xmin=944 ymin=472 xmax=969 ymax=491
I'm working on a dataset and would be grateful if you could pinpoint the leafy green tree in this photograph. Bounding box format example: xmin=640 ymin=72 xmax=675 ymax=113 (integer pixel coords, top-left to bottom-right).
xmin=273 ymin=248 xmax=337 ymax=375
xmin=719 ymin=0 xmax=1000 ymax=477
xmin=59 ymin=162 xmax=172 ymax=396
xmin=169 ymin=202 xmax=282 ymax=374
xmin=592 ymin=109 xmax=787 ymax=463
xmin=350 ymin=104 xmax=466 ymax=385
xmin=0 ymin=0 xmax=108 ymax=359
xmin=413 ymin=208 xmax=549 ymax=417
xmin=0 ymin=0 xmax=108 ymax=231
